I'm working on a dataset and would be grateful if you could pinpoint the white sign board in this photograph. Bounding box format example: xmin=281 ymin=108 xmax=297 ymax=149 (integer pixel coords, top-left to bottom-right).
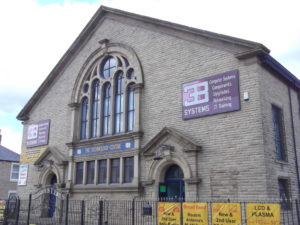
xmin=18 ymin=164 xmax=29 ymax=186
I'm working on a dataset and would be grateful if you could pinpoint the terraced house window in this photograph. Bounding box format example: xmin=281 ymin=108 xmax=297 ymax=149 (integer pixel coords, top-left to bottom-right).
xmin=79 ymin=55 xmax=136 ymax=140
xmin=10 ymin=163 xmax=19 ymax=181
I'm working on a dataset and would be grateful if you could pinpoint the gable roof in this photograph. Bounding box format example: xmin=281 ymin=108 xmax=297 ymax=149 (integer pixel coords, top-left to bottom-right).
xmin=16 ymin=6 xmax=299 ymax=120
xmin=34 ymin=147 xmax=68 ymax=166
xmin=0 ymin=145 xmax=20 ymax=162
xmin=142 ymin=127 xmax=201 ymax=156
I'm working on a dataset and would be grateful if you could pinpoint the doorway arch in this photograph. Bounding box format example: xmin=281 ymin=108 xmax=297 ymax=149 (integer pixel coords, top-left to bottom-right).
xmin=46 ymin=173 xmax=57 ymax=217
xmin=159 ymin=164 xmax=185 ymax=201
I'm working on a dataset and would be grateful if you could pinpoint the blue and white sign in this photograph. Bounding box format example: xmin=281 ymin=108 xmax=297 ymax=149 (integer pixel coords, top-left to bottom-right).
xmin=18 ymin=164 xmax=29 ymax=186
xmin=73 ymin=140 xmax=135 ymax=156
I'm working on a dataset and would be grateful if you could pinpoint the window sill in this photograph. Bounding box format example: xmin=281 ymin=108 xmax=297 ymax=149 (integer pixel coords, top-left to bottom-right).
xmin=67 ymin=131 xmax=143 ymax=148
xmin=71 ymin=183 xmax=140 ymax=193
xmin=275 ymin=160 xmax=289 ymax=165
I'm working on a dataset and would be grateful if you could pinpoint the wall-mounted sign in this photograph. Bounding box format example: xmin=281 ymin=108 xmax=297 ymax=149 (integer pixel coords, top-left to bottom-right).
xmin=20 ymin=146 xmax=47 ymax=163
xmin=157 ymin=202 xmax=181 ymax=225
xmin=73 ymin=140 xmax=135 ymax=156
xmin=182 ymin=70 xmax=240 ymax=120
xmin=26 ymin=120 xmax=50 ymax=148
xmin=246 ymin=203 xmax=280 ymax=225
xmin=212 ymin=203 xmax=242 ymax=225
xmin=18 ymin=164 xmax=29 ymax=186
xmin=0 ymin=200 xmax=5 ymax=223
xmin=183 ymin=202 xmax=208 ymax=225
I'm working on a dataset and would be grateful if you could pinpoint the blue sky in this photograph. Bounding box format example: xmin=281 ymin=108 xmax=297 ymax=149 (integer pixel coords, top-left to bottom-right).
xmin=0 ymin=0 xmax=299 ymax=153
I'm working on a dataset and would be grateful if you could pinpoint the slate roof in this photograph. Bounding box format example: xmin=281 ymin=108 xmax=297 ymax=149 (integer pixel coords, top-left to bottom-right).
xmin=0 ymin=145 xmax=20 ymax=162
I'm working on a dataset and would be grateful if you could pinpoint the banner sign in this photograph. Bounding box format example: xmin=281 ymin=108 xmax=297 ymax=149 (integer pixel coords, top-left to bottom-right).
xmin=18 ymin=164 xmax=29 ymax=186
xmin=20 ymin=146 xmax=47 ymax=163
xmin=182 ymin=70 xmax=240 ymax=120
xmin=0 ymin=200 xmax=5 ymax=222
xmin=73 ymin=140 xmax=135 ymax=156
xmin=183 ymin=202 xmax=208 ymax=225
xmin=246 ymin=203 xmax=280 ymax=225
xmin=157 ymin=202 xmax=181 ymax=225
xmin=26 ymin=120 xmax=50 ymax=148
xmin=212 ymin=203 xmax=242 ymax=225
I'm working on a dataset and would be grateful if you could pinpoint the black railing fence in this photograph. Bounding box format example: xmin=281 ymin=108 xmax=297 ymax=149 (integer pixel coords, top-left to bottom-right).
xmin=2 ymin=192 xmax=300 ymax=225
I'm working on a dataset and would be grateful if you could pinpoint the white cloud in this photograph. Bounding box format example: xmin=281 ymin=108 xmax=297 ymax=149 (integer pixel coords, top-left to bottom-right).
xmin=0 ymin=127 xmax=22 ymax=154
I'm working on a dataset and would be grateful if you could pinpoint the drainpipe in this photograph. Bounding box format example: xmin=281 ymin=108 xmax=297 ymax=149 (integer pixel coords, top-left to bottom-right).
xmin=288 ymin=87 xmax=300 ymax=198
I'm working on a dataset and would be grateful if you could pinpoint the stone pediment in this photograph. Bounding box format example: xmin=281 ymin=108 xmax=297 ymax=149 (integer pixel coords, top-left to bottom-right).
xmin=34 ymin=147 xmax=68 ymax=166
xmin=141 ymin=127 xmax=201 ymax=157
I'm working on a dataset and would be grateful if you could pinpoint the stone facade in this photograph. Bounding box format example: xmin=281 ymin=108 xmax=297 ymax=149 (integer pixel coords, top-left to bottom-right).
xmin=0 ymin=161 xmax=19 ymax=199
xmin=17 ymin=6 xmax=300 ymax=201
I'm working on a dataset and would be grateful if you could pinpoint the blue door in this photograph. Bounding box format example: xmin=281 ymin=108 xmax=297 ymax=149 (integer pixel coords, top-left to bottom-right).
xmin=48 ymin=175 xmax=57 ymax=217
xmin=159 ymin=165 xmax=185 ymax=201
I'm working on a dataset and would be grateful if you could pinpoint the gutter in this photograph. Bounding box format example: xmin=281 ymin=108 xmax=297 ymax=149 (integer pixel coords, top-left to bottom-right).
xmin=288 ymin=87 xmax=300 ymax=198
xmin=259 ymin=54 xmax=300 ymax=89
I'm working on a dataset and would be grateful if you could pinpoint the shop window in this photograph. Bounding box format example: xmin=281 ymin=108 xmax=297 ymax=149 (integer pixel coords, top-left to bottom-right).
xmin=278 ymin=178 xmax=291 ymax=209
xmin=124 ymin=157 xmax=134 ymax=183
xmin=272 ymin=105 xmax=287 ymax=161
xmin=86 ymin=161 xmax=95 ymax=184
xmin=98 ymin=159 xmax=107 ymax=184
xmin=10 ymin=163 xmax=19 ymax=181
xmin=75 ymin=162 xmax=84 ymax=184
xmin=110 ymin=158 xmax=120 ymax=183
xmin=79 ymin=55 xmax=138 ymax=140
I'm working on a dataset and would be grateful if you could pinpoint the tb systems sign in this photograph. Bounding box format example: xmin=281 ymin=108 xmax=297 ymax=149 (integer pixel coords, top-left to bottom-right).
xmin=182 ymin=70 xmax=240 ymax=120
xmin=26 ymin=120 xmax=50 ymax=148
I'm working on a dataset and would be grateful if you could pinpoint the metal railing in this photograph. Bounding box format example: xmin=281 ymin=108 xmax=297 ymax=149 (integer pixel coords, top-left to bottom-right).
xmin=3 ymin=194 xmax=300 ymax=225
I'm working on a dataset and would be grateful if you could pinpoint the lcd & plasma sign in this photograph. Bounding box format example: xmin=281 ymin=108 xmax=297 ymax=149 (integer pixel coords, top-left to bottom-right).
xmin=246 ymin=203 xmax=280 ymax=225
xmin=182 ymin=70 xmax=240 ymax=120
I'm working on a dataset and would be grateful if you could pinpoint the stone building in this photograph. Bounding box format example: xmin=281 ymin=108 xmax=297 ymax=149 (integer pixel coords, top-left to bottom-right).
xmin=0 ymin=132 xmax=20 ymax=199
xmin=17 ymin=6 xmax=300 ymax=201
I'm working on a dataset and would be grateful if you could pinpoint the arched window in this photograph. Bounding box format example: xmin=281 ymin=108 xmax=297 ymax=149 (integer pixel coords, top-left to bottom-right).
xmin=78 ymin=53 xmax=141 ymax=141
xmin=91 ymin=80 xmax=100 ymax=138
xmin=80 ymin=97 xmax=88 ymax=140
xmin=127 ymin=85 xmax=135 ymax=132
xmin=102 ymin=83 xmax=111 ymax=136
xmin=114 ymin=72 xmax=124 ymax=134
xmin=102 ymin=56 xmax=116 ymax=79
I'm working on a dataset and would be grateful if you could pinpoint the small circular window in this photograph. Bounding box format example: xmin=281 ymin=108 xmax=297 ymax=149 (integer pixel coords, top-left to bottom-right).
xmin=101 ymin=56 xmax=116 ymax=79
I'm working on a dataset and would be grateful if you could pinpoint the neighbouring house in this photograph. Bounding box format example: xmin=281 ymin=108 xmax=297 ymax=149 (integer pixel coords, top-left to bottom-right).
xmin=16 ymin=6 xmax=300 ymax=202
xmin=0 ymin=131 xmax=20 ymax=199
